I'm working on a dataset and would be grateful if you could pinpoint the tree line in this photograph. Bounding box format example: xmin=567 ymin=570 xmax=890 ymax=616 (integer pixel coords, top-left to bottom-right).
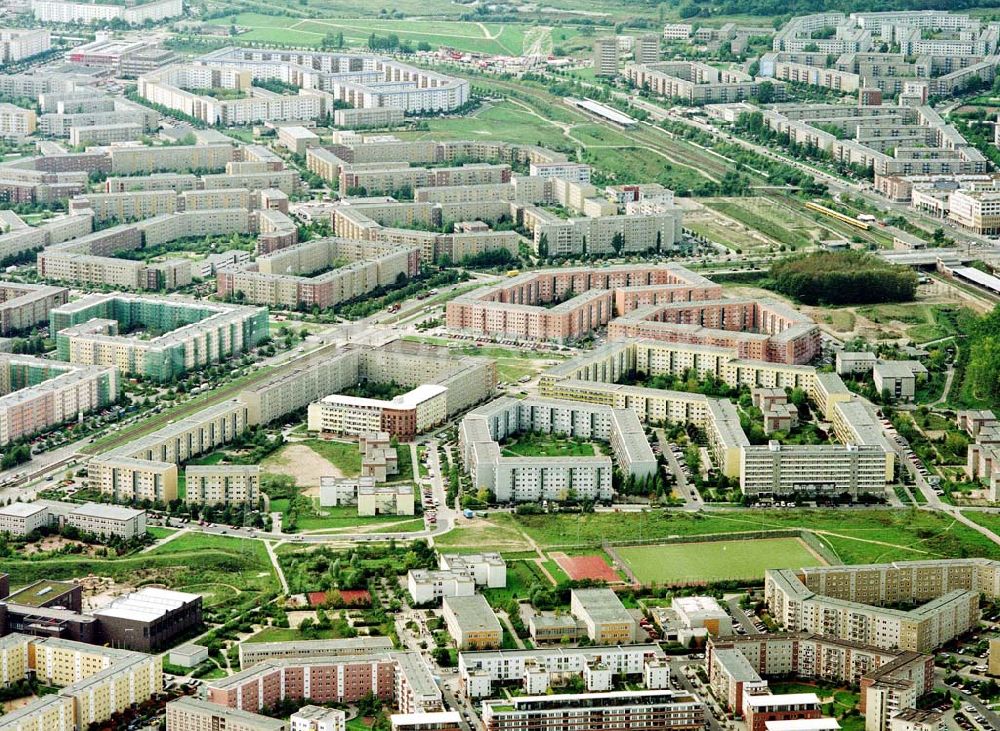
xmin=768 ymin=250 xmax=917 ymax=306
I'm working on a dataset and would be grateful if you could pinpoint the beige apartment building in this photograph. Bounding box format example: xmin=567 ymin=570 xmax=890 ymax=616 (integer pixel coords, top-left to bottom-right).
xmin=166 ymin=697 xmax=287 ymax=731
xmin=0 ymin=103 xmax=36 ymax=139
xmin=184 ymin=464 xmax=260 ymax=506
xmin=764 ymin=559 xmax=998 ymax=653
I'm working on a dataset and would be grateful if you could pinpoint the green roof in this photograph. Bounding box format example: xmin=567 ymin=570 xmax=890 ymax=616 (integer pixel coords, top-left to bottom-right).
xmin=7 ymin=580 xmax=77 ymax=608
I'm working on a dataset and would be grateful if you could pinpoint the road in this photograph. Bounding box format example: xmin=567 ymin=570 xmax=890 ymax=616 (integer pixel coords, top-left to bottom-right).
xmin=936 ymin=668 xmax=1000 ymax=730
xmin=725 ymin=597 xmax=761 ymax=635
xmin=656 ymin=429 xmax=701 ymax=510
xmin=668 ymin=658 xmax=725 ymax=731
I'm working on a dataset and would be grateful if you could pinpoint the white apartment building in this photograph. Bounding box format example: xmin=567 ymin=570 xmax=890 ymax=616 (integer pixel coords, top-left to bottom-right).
xmin=0 ymin=28 xmax=51 ymax=62
xmin=740 ymin=441 xmax=889 ymax=498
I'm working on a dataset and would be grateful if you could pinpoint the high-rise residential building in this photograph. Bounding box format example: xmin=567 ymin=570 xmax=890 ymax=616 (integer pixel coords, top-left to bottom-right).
xmin=593 ymin=37 xmax=619 ymax=77
xmin=634 ymin=34 xmax=661 ymax=64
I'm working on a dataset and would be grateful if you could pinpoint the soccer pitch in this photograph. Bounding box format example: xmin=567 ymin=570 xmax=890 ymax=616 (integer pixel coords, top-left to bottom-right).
xmin=616 ymin=537 xmax=824 ymax=585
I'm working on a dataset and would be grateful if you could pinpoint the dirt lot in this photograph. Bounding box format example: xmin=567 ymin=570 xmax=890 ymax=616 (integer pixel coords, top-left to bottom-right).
xmin=262 ymin=444 xmax=342 ymax=491
xmin=20 ymin=535 xmax=98 ymax=556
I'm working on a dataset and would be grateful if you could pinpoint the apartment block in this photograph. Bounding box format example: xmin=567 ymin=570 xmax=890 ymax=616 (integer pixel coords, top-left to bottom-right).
xmin=626 ymin=61 xmax=784 ymax=103
xmin=31 ymin=0 xmax=182 ymax=24
xmin=89 ymin=399 xmax=248 ymax=502
xmin=166 ymin=697 xmax=287 ymax=731
xmin=216 ymin=237 xmax=418 ymax=310
xmin=0 ymin=355 xmax=118 ymax=447
xmin=459 ymin=644 xmax=666 ymax=698
xmin=308 ymin=384 xmax=447 ymax=440
xmin=0 ymin=634 xmax=162 ymax=731
xmin=448 ymin=264 xmax=700 ymax=344
xmin=764 ymin=559 xmax=997 ymax=653
xmin=204 ymin=651 xmax=441 ymax=715
xmin=481 ymin=690 xmax=703 ymax=731
xmin=0 ymin=28 xmax=51 ymax=63
xmin=0 ymin=104 xmax=36 ymax=139
xmin=237 ymin=637 xmax=395 ymax=669
xmin=50 ymin=294 xmax=268 ymax=381
xmin=184 ymin=464 xmax=260 ymax=506
xmin=459 ymin=395 xmax=653 ymax=503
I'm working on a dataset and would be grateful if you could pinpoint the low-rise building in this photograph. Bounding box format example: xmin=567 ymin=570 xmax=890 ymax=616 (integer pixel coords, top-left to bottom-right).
xmin=0 ymin=501 xmax=49 ymax=536
xmin=407 ymin=569 xmax=475 ymax=605
xmin=67 ymin=502 xmax=146 ymax=539
xmin=290 ymin=706 xmax=345 ymax=731
xmin=570 ymin=588 xmax=637 ymax=645
xmin=872 ymin=361 xmax=928 ymax=401
xmin=672 ymin=596 xmax=732 ymax=636
xmin=169 ymin=643 xmax=208 ymax=669
xmin=442 ymin=594 xmax=503 ymax=650
xmin=91 ymin=587 xmax=202 ymax=652
xmin=439 ymin=553 xmax=506 ymax=588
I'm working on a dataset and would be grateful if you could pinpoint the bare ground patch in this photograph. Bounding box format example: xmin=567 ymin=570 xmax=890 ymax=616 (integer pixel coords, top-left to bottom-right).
xmin=262 ymin=444 xmax=342 ymax=489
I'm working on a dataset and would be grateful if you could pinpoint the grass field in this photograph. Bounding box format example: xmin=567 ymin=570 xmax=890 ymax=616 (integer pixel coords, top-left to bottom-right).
xmin=300 ymin=439 xmax=362 ymax=476
xmin=244 ymin=625 xmax=352 ymax=643
xmin=617 ymin=537 xmax=823 ymax=585
xmin=502 ymin=432 xmax=598 ymax=458
xmin=0 ymin=532 xmax=276 ymax=610
xmin=479 ymin=509 xmax=1000 ymax=565
xmin=204 ymin=14 xmax=583 ymax=55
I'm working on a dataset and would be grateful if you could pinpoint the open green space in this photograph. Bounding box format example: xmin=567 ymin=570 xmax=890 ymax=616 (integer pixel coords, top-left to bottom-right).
xmin=1 ymin=532 xmax=276 ymax=609
xmin=398 ymin=100 xmax=572 ymax=150
xmin=294 ymin=503 xmax=423 ymax=533
xmin=617 ymin=537 xmax=822 ymax=585
xmin=856 ymin=303 xmax=962 ymax=343
xmin=203 ymin=14 xmax=578 ymax=56
xmin=245 ymin=624 xmax=354 ymax=643
xmin=480 ymin=509 xmax=1000 ymax=565
xmin=704 ymin=197 xmax=819 ymax=250
xmin=298 ymin=440 xmax=362 ymax=477
xmin=502 ymin=432 xmax=599 ymax=458
xmin=147 ymin=526 xmax=177 ymax=540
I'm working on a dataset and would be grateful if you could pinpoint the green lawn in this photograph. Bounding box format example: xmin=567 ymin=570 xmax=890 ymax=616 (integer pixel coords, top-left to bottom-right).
xmin=502 ymin=432 xmax=599 ymax=458
xmin=300 ymin=439 xmax=362 ymax=476
xmin=294 ymin=503 xmax=424 ymax=532
xmin=245 ymin=625 xmax=353 ymax=643
xmin=617 ymin=537 xmax=822 ymax=585
xmin=147 ymin=526 xmax=177 ymax=540
xmin=394 ymin=444 xmax=414 ymax=482
xmin=1 ymin=532 xmax=275 ymax=610
xmin=204 ymin=14 xmax=572 ymax=55
xmin=494 ymin=509 xmax=1000 ymax=564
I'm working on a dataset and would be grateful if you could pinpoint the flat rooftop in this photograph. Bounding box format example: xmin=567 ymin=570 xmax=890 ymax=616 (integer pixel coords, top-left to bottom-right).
xmin=7 ymin=580 xmax=77 ymax=607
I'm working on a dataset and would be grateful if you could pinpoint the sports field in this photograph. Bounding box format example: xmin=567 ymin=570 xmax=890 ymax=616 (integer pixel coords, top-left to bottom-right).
xmin=617 ymin=537 xmax=824 ymax=585
xmin=552 ymin=552 xmax=620 ymax=582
